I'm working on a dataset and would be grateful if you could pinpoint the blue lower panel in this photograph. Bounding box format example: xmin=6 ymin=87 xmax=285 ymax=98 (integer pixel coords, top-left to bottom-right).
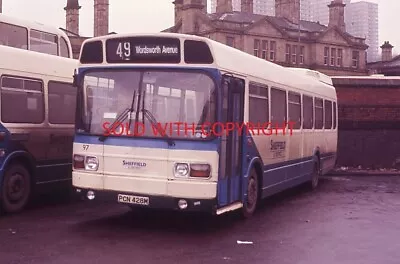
xmin=77 ymin=188 xmax=218 ymax=213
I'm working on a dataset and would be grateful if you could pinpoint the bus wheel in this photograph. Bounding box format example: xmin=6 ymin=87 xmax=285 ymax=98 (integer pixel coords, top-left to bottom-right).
xmin=1 ymin=163 xmax=31 ymax=214
xmin=241 ymin=168 xmax=259 ymax=218
xmin=308 ymin=161 xmax=320 ymax=190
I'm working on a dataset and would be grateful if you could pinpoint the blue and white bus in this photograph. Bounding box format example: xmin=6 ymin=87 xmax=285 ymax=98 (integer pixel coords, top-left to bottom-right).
xmin=72 ymin=33 xmax=337 ymax=217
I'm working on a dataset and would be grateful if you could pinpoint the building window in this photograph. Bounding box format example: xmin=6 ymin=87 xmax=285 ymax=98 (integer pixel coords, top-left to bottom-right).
xmin=30 ymin=29 xmax=58 ymax=56
xmin=261 ymin=40 xmax=268 ymax=59
xmin=330 ymin=48 xmax=336 ymax=66
xmin=254 ymin=39 xmax=260 ymax=57
xmin=299 ymin=46 xmax=304 ymax=64
xmin=249 ymin=83 xmax=269 ymax=125
xmin=0 ymin=22 xmax=28 ymax=49
xmin=292 ymin=45 xmax=297 ymax=64
xmin=352 ymin=50 xmax=359 ymax=68
xmin=337 ymin=49 xmax=343 ymax=67
xmin=1 ymin=76 xmax=45 ymax=123
xmin=48 ymin=81 xmax=77 ymax=124
xmin=285 ymin=44 xmax=291 ymax=63
xmin=226 ymin=36 xmax=235 ymax=48
xmin=324 ymin=47 xmax=329 ymax=65
xmin=269 ymin=41 xmax=276 ymax=61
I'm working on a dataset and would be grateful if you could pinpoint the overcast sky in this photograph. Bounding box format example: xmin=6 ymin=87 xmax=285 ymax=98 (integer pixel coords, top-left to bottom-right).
xmin=2 ymin=0 xmax=398 ymax=54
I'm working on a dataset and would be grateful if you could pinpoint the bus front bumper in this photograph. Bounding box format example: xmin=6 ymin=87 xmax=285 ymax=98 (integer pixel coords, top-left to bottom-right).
xmin=75 ymin=188 xmax=218 ymax=213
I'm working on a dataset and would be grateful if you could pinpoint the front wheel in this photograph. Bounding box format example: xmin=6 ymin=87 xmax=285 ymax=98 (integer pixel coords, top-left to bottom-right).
xmin=241 ymin=168 xmax=259 ymax=218
xmin=1 ymin=163 xmax=31 ymax=214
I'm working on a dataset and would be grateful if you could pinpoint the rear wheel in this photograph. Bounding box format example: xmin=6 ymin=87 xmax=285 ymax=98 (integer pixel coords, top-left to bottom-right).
xmin=1 ymin=163 xmax=31 ymax=214
xmin=241 ymin=168 xmax=259 ymax=218
xmin=308 ymin=161 xmax=320 ymax=190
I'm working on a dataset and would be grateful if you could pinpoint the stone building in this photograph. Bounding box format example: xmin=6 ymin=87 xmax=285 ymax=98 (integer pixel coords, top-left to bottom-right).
xmin=163 ymin=0 xmax=369 ymax=76
xmin=367 ymin=41 xmax=400 ymax=76
xmin=61 ymin=0 xmax=110 ymax=59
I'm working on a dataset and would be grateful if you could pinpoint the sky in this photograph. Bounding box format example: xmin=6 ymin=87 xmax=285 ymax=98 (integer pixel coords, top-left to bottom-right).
xmin=2 ymin=0 xmax=399 ymax=54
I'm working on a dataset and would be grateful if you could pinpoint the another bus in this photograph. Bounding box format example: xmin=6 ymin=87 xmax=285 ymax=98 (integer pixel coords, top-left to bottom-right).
xmin=72 ymin=33 xmax=337 ymax=217
xmin=0 ymin=13 xmax=73 ymax=58
xmin=0 ymin=45 xmax=78 ymax=214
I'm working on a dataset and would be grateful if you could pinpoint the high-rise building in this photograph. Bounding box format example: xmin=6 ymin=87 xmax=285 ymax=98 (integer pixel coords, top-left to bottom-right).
xmin=345 ymin=1 xmax=379 ymax=62
xmin=210 ymin=0 xmax=274 ymax=15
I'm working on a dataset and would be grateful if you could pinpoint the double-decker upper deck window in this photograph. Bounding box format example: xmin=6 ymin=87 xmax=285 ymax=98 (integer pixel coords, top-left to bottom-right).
xmin=60 ymin=37 xmax=70 ymax=58
xmin=0 ymin=22 xmax=28 ymax=49
xmin=1 ymin=76 xmax=44 ymax=123
xmin=30 ymin=29 xmax=58 ymax=56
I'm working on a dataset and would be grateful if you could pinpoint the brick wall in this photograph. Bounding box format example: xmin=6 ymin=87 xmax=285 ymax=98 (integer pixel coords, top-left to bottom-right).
xmin=333 ymin=77 xmax=400 ymax=168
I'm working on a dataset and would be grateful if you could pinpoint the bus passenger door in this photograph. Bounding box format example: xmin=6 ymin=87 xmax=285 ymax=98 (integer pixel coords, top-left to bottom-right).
xmin=218 ymin=77 xmax=244 ymax=207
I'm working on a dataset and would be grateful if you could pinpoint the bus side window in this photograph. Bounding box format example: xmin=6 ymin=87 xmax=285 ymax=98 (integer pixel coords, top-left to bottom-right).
xmin=333 ymin=102 xmax=337 ymax=129
xmin=288 ymin=92 xmax=301 ymax=129
xmin=30 ymin=29 xmax=58 ymax=56
xmin=249 ymin=83 xmax=268 ymax=127
xmin=1 ymin=76 xmax=44 ymax=123
xmin=324 ymin=99 xmax=332 ymax=129
xmin=302 ymin=95 xmax=313 ymax=129
xmin=48 ymin=81 xmax=77 ymax=124
xmin=314 ymin=97 xmax=324 ymax=129
xmin=0 ymin=22 xmax=28 ymax=49
xmin=270 ymin=87 xmax=287 ymax=129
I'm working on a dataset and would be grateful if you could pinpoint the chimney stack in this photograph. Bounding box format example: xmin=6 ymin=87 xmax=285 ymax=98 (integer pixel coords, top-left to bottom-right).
xmin=64 ymin=0 xmax=81 ymax=35
xmin=275 ymin=0 xmax=300 ymax=25
xmin=328 ymin=0 xmax=346 ymax=32
xmin=181 ymin=0 xmax=205 ymax=33
xmin=216 ymin=0 xmax=232 ymax=13
xmin=173 ymin=0 xmax=183 ymax=25
xmin=241 ymin=0 xmax=253 ymax=14
xmin=94 ymin=0 xmax=109 ymax=37
xmin=381 ymin=41 xmax=394 ymax=62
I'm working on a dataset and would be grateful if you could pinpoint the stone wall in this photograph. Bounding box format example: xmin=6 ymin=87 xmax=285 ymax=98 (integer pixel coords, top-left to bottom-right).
xmin=333 ymin=77 xmax=400 ymax=169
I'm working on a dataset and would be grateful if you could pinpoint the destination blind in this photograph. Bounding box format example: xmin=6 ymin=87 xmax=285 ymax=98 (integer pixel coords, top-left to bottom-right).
xmin=106 ymin=37 xmax=181 ymax=63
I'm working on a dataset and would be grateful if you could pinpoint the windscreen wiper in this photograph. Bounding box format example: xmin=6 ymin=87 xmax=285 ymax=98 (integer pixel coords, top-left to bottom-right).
xmin=98 ymin=107 xmax=131 ymax=142
xmin=141 ymin=108 xmax=175 ymax=147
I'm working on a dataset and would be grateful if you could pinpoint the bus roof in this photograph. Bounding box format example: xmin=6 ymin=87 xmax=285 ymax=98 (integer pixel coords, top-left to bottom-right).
xmin=0 ymin=13 xmax=70 ymax=41
xmin=78 ymin=32 xmax=336 ymax=97
xmin=0 ymin=45 xmax=78 ymax=79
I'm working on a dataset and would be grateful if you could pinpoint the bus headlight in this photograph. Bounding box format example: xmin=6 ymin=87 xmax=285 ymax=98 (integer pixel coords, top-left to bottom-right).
xmin=174 ymin=163 xmax=189 ymax=177
xmin=85 ymin=156 xmax=99 ymax=171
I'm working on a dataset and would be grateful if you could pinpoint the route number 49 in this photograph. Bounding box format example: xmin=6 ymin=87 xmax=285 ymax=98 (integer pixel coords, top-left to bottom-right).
xmin=116 ymin=42 xmax=131 ymax=59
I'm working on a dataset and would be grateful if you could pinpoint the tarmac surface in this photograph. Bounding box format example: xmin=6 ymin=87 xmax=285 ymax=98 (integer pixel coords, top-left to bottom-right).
xmin=1 ymin=175 xmax=400 ymax=264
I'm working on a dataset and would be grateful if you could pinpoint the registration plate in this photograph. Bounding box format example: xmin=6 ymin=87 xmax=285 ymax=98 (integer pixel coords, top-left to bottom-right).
xmin=117 ymin=194 xmax=150 ymax=206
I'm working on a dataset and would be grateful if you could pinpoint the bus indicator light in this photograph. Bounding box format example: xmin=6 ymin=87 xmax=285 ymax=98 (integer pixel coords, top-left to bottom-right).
xmin=73 ymin=154 xmax=85 ymax=169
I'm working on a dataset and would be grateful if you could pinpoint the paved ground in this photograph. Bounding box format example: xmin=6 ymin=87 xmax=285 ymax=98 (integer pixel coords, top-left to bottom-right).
xmin=1 ymin=175 xmax=400 ymax=264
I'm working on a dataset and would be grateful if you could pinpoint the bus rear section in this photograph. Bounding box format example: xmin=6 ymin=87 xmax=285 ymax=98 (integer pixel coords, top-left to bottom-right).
xmin=73 ymin=67 xmax=222 ymax=212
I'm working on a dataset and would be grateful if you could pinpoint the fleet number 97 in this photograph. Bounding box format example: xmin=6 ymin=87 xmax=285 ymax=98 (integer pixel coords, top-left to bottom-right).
xmin=116 ymin=42 xmax=131 ymax=59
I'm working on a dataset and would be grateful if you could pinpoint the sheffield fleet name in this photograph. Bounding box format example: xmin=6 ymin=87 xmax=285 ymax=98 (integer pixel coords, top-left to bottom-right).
xmin=135 ymin=45 xmax=178 ymax=55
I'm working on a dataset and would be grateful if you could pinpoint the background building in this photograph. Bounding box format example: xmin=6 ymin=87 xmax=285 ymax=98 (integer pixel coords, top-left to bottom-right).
xmin=210 ymin=0 xmax=274 ymax=15
xmin=345 ymin=1 xmax=379 ymax=62
xmin=166 ymin=0 xmax=368 ymax=76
